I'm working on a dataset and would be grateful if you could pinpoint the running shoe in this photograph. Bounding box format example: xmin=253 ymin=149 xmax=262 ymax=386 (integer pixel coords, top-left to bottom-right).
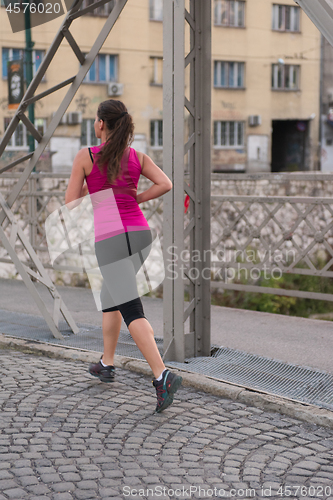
xmin=89 ymin=357 xmax=115 ymax=383
xmin=152 ymin=369 xmax=183 ymax=413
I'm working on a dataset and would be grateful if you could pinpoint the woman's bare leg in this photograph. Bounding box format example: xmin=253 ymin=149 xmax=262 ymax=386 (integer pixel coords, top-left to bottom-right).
xmin=128 ymin=317 xmax=165 ymax=379
xmin=101 ymin=310 xmax=122 ymax=366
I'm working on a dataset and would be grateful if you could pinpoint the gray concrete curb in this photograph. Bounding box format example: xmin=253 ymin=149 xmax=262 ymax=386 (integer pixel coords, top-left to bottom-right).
xmin=1 ymin=333 xmax=333 ymax=430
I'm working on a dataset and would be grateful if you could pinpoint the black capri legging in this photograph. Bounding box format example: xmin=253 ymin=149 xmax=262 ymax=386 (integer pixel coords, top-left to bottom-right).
xmin=94 ymin=229 xmax=153 ymax=328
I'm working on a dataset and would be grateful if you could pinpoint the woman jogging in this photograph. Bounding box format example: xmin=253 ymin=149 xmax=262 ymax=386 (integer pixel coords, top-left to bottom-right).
xmin=65 ymin=99 xmax=182 ymax=413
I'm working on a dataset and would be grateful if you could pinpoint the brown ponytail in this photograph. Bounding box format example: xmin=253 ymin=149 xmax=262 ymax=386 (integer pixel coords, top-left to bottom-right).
xmin=95 ymin=99 xmax=134 ymax=184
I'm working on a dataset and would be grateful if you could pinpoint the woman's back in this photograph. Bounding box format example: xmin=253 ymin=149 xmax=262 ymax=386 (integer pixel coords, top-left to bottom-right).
xmin=86 ymin=145 xmax=150 ymax=241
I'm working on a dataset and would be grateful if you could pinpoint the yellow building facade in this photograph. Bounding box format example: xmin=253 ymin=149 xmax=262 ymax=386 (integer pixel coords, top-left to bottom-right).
xmin=212 ymin=0 xmax=321 ymax=172
xmin=0 ymin=0 xmax=321 ymax=172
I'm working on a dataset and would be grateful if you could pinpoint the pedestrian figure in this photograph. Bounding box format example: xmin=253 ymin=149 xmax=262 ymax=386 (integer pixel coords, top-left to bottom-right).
xmin=65 ymin=99 xmax=182 ymax=413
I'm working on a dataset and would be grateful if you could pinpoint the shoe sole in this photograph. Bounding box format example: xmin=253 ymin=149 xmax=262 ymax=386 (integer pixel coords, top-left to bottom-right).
xmin=155 ymin=375 xmax=183 ymax=413
xmin=88 ymin=369 xmax=115 ymax=383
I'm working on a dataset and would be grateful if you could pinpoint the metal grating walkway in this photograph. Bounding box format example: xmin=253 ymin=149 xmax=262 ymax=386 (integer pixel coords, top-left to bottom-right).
xmin=169 ymin=347 xmax=333 ymax=412
xmin=0 ymin=309 xmax=332 ymax=411
xmin=0 ymin=309 xmax=162 ymax=359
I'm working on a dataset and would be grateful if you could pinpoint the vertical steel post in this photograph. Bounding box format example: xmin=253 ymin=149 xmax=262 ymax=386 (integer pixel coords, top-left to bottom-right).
xmin=163 ymin=0 xmax=211 ymax=362
xmin=25 ymin=7 xmax=35 ymax=155
xmin=163 ymin=0 xmax=186 ymax=362
xmin=319 ymin=33 xmax=324 ymax=171
xmin=28 ymin=175 xmax=37 ymax=250
xmin=162 ymin=0 xmax=174 ymax=360
xmin=194 ymin=0 xmax=211 ymax=357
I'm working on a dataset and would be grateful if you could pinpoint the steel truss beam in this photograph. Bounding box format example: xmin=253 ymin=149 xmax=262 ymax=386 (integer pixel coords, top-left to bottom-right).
xmin=295 ymin=0 xmax=333 ymax=48
xmin=0 ymin=192 xmax=78 ymax=339
xmin=0 ymin=0 xmax=128 ymax=338
xmin=163 ymin=0 xmax=211 ymax=362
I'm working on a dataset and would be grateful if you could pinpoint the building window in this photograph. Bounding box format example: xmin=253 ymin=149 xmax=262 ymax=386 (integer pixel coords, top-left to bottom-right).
xmin=150 ymin=57 xmax=163 ymax=86
xmin=33 ymin=50 xmax=43 ymax=74
xmin=272 ymin=4 xmax=300 ymax=32
xmin=149 ymin=0 xmax=163 ymax=21
xmin=81 ymin=119 xmax=101 ymax=147
xmin=35 ymin=118 xmax=46 ymax=139
xmin=214 ymin=0 xmax=245 ymax=27
xmin=4 ymin=117 xmax=27 ymax=149
xmin=81 ymin=0 xmax=115 ymax=16
xmin=214 ymin=61 xmax=245 ymax=88
xmin=214 ymin=121 xmax=244 ymax=147
xmin=272 ymin=64 xmax=300 ymax=90
xmin=84 ymin=54 xmax=117 ymax=83
xmin=4 ymin=117 xmax=46 ymax=150
xmin=2 ymin=48 xmax=45 ymax=79
xmin=150 ymin=120 xmax=163 ymax=148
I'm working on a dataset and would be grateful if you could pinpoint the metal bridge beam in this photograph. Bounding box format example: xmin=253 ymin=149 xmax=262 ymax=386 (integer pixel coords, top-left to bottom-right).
xmin=0 ymin=0 xmax=128 ymax=339
xmin=295 ymin=0 xmax=333 ymax=47
xmin=163 ymin=0 xmax=211 ymax=362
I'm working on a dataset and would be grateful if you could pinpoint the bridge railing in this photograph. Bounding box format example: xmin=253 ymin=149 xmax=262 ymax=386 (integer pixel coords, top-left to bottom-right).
xmin=1 ymin=172 xmax=333 ymax=302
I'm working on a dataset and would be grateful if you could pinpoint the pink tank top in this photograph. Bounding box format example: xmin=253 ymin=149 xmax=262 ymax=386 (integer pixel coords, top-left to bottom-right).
xmin=86 ymin=145 xmax=150 ymax=242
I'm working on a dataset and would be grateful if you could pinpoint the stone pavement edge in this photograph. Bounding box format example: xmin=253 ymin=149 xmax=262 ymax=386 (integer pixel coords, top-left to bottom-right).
xmin=0 ymin=334 xmax=332 ymax=431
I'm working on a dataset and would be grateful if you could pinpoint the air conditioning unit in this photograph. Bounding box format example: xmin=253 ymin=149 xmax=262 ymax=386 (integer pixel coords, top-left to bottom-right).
xmin=248 ymin=115 xmax=262 ymax=127
xmin=108 ymin=82 xmax=124 ymax=97
xmin=67 ymin=112 xmax=82 ymax=125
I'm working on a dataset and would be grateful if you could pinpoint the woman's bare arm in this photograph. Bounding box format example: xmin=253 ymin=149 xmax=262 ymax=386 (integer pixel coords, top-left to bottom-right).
xmin=65 ymin=149 xmax=90 ymax=208
xmin=136 ymin=152 xmax=172 ymax=204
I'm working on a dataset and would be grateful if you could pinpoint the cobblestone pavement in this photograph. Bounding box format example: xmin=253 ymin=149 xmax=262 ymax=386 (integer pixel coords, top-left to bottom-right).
xmin=0 ymin=351 xmax=333 ymax=500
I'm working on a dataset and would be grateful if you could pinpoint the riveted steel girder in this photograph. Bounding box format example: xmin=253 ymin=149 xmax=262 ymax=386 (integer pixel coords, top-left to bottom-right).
xmin=163 ymin=0 xmax=211 ymax=362
xmin=0 ymin=0 xmax=128 ymax=338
